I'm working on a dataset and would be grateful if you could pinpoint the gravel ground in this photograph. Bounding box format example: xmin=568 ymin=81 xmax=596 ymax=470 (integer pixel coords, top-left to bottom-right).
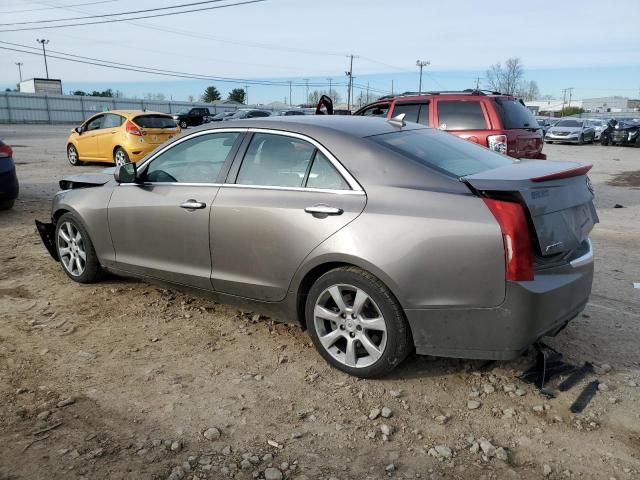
xmin=1 ymin=124 xmax=639 ymax=480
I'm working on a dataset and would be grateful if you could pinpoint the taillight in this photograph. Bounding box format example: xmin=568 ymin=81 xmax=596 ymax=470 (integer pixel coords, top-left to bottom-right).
xmin=483 ymin=198 xmax=534 ymax=281
xmin=487 ymin=134 xmax=507 ymax=154
xmin=0 ymin=143 xmax=12 ymax=158
xmin=125 ymin=120 xmax=142 ymax=136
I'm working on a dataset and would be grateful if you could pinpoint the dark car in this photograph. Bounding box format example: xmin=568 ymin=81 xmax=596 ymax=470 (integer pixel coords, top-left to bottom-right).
xmin=600 ymin=118 xmax=640 ymax=147
xmin=224 ymin=109 xmax=272 ymax=121
xmin=354 ymin=90 xmax=546 ymax=159
xmin=275 ymin=109 xmax=306 ymax=116
xmin=172 ymin=107 xmax=211 ymax=129
xmin=0 ymin=139 xmax=19 ymax=210
xmin=535 ymin=117 xmax=556 ymax=136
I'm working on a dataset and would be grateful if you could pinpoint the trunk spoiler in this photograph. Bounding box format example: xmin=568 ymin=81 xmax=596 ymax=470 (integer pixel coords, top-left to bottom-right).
xmin=531 ymin=164 xmax=592 ymax=183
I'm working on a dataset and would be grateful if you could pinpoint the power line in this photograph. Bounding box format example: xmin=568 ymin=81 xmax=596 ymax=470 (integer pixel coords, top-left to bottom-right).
xmin=0 ymin=0 xmax=236 ymax=26
xmin=0 ymin=0 xmax=266 ymax=32
xmin=0 ymin=42 xmax=349 ymax=88
xmin=0 ymin=0 xmax=122 ymax=14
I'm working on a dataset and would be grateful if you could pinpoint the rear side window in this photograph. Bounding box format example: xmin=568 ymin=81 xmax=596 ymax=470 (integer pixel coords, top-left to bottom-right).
xmin=370 ymin=129 xmax=513 ymax=178
xmin=102 ymin=114 xmax=123 ymax=128
xmin=493 ymin=98 xmax=538 ymax=129
xmin=306 ymin=152 xmax=350 ymax=190
xmin=392 ymin=103 xmax=428 ymax=125
xmin=134 ymin=115 xmax=177 ymax=128
xmin=437 ymin=100 xmax=487 ymax=130
xmin=358 ymin=104 xmax=390 ymax=117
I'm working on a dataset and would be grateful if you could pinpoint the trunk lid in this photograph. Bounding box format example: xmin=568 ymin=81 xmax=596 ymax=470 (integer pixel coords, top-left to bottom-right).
xmin=464 ymin=160 xmax=598 ymax=257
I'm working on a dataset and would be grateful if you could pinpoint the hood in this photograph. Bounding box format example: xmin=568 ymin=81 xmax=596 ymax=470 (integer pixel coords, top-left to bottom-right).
xmin=59 ymin=168 xmax=114 ymax=190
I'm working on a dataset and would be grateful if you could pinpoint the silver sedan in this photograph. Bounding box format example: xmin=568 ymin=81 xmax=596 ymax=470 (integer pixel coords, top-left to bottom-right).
xmin=37 ymin=116 xmax=597 ymax=377
xmin=545 ymin=119 xmax=596 ymax=144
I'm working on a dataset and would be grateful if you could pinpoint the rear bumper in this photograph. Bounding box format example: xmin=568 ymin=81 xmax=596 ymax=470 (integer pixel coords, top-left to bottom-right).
xmin=406 ymin=241 xmax=594 ymax=360
xmin=0 ymin=168 xmax=19 ymax=200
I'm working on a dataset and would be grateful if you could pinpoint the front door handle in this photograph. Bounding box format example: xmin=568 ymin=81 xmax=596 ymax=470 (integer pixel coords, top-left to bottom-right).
xmin=180 ymin=199 xmax=206 ymax=210
xmin=304 ymin=205 xmax=343 ymax=216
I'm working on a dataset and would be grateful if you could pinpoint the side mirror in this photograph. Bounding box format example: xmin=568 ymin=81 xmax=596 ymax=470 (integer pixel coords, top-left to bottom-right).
xmin=114 ymin=162 xmax=138 ymax=183
xmin=75 ymin=126 xmax=83 ymax=134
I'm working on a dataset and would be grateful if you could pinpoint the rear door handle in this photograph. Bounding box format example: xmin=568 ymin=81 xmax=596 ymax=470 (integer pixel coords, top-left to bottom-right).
xmin=180 ymin=199 xmax=206 ymax=210
xmin=304 ymin=205 xmax=343 ymax=216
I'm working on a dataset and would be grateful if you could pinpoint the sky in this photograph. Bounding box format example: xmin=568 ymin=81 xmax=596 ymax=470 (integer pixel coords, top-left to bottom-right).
xmin=1 ymin=0 xmax=639 ymax=104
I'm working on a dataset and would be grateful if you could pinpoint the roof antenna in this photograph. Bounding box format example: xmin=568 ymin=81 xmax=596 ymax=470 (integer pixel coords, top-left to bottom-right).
xmin=387 ymin=113 xmax=406 ymax=127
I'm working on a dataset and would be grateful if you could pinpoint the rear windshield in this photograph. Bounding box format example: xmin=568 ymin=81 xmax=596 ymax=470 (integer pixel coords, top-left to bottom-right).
xmin=370 ymin=129 xmax=514 ymax=178
xmin=133 ymin=115 xmax=176 ymax=128
xmin=555 ymin=119 xmax=582 ymax=127
xmin=494 ymin=98 xmax=538 ymax=129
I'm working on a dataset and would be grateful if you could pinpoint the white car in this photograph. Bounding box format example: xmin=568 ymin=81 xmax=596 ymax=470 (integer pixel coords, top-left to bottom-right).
xmin=585 ymin=119 xmax=605 ymax=141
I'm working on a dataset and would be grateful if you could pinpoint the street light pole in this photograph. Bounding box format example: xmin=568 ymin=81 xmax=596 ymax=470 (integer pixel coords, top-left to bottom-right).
xmin=289 ymin=80 xmax=292 ymax=105
xmin=416 ymin=60 xmax=430 ymax=95
xmin=15 ymin=62 xmax=23 ymax=82
xmin=303 ymin=78 xmax=309 ymax=105
xmin=244 ymin=85 xmax=249 ymax=105
xmin=345 ymin=54 xmax=358 ymax=111
xmin=37 ymin=39 xmax=50 ymax=79
xmin=326 ymin=78 xmax=332 ymax=98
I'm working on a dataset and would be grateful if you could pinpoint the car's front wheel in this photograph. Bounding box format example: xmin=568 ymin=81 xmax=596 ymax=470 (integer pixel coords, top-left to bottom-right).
xmin=305 ymin=266 xmax=412 ymax=378
xmin=67 ymin=144 xmax=82 ymax=166
xmin=56 ymin=213 xmax=103 ymax=283
xmin=179 ymin=120 xmax=188 ymax=129
xmin=0 ymin=199 xmax=14 ymax=210
xmin=113 ymin=147 xmax=130 ymax=166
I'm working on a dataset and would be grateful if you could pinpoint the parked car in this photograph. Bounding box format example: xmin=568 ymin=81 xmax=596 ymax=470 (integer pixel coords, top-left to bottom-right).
xmin=545 ymin=119 xmax=596 ymax=145
xmin=37 ymin=116 xmax=597 ymax=377
xmin=600 ymin=118 xmax=640 ymax=147
xmin=585 ymin=119 xmax=606 ymax=140
xmin=66 ymin=111 xmax=181 ymax=166
xmin=224 ymin=109 xmax=272 ymax=120
xmin=172 ymin=107 xmax=212 ymax=129
xmin=209 ymin=111 xmax=235 ymax=122
xmin=0 ymin=139 xmax=19 ymax=210
xmin=275 ymin=109 xmax=306 ymax=116
xmin=354 ymin=90 xmax=546 ymax=159
xmin=535 ymin=117 xmax=556 ymax=136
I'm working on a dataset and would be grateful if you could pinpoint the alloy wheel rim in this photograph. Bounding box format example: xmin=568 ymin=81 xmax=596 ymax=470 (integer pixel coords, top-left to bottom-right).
xmin=313 ymin=284 xmax=387 ymax=368
xmin=58 ymin=221 xmax=86 ymax=276
xmin=114 ymin=151 xmax=127 ymax=166
xmin=68 ymin=146 xmax=77 ymax=164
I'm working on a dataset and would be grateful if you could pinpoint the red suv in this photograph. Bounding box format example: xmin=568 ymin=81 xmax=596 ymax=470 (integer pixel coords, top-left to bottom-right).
xmin=354 ymin=90 xmax=546 ymax=159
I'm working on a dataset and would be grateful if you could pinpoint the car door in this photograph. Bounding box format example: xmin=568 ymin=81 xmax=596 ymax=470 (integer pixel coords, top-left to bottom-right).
xmin=108 ymin=130 xmax=244 ymax=289
xmin=76 ymin=114 xmax=104 ymax=160
xmin=211 ymin=130 xmax=366 ymax=301
xmin=96 ymin=113 xmax=124 ymax=161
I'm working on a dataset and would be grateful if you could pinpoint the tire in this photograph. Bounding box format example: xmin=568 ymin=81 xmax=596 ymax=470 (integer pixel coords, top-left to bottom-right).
xmin=546 ymin=141 xmax=553 ymax=144
xmin=578 ymin=134 xmax=584 ymax=145
xmin=55 ymin=212 xmax=103 ymax=283
xmin=600 ymin=136 xmax=609 ymax=146
xmin=67 ymin=144 xmax=83 ymax=166
xmin=179 ymin=120 xmax=188 ymax=129
xmin=113 ymin=147 xmax=130 ymax=166
xmin=305 ymin=266 xmax=412 ymax=378
xmin=0 ymin=199 xmax=14 ymax=210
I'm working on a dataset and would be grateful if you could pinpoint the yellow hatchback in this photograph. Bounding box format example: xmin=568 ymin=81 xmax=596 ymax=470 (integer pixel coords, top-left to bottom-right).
xmin=66 ymin=110 xmax=180 ymax=166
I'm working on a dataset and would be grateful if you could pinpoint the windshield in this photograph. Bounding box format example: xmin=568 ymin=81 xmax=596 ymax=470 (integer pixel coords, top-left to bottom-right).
xmin=556 ymin=119 xmax=582 ymax=127
xmin=494 ymin=98 xmax=538 ymax=129
xmin=589 ymin=120 xmax=603 ymax=126
xmin=230 ymin=110 xmax=249 ymax=119
xmin=369 ymin=128 xmax=514 ymax=178
xmin=133 ymin=115 xmax=176 ymax=129
xmin=177 ymin=109 xmax=190 ymax=114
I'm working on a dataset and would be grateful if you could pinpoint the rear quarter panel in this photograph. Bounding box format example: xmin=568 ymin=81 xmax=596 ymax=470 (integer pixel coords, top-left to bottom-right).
xmin=293 ymin=186 xmax=506 ymax=309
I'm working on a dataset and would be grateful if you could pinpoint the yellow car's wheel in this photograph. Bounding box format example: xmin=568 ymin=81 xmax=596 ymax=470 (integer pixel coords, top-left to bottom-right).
xmin=67 ymin=144 xmax=83 ymax=166
xmin=114 ymin=147 xmax=130 ymax=166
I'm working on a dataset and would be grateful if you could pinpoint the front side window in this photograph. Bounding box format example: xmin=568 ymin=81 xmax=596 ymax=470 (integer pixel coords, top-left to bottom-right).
xmin=437 ymin=100 xmax=487 ymax=130
xmin=236 ymin=133 xmax=316 ymax=187
xmin=145 ymin=132 xmax=240 ymax=183
xmin=85 ymin=115 xmax=104 ymax=131
xmin=358 ymin=104 xmax=390 ymax=117
xmin=102 ymin=114 xmax=124 ymax=129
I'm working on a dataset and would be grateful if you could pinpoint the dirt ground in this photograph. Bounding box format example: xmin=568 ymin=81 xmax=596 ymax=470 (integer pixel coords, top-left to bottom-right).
xmin=0 ymin=125 xmax=639 ymax=480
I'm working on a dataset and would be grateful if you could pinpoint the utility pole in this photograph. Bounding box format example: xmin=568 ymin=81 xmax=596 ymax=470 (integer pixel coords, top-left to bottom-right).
xmin=303 ymin=78 xmax=309 ymax=105
xmin=36 ymin=39 xmax=50 ymax=79
xmin=15 ymin=62 xmax=23 ymax=82
xmin=561 ymin=88 xmax=567 ymax=117
xmin=416 ymin=60 xmax=430 ymax=95
xmin=567 ymin=87 xmax=574 ymax=109
xmin=366 ymin=82 xmax=370 ymax=103
xmin=326 ymin=77 xmax=332 ymax=98
xmin=345 ymin=54 xmax=358 ymax=111
xmin=244 ymin=85 xmax=249 ymax=105
xmin=289 ymin=80 xmax=292 ymax=105
xmin=475 ymin=76 xmax=481 ymax=90
xmin=391 ymin=79 xmax=394 ymax=96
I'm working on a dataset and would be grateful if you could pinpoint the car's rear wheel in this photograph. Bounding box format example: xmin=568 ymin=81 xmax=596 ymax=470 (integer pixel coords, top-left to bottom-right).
xmin=67 ymin=144 xmax=82 ymax=166
xmin=56 ymin=213 xmax=103 ymax=283
xmin=0 ymin=199 xmax=14 ymax=210
xmin=179 ymin=120 xmax=188 ymax=129
xmin=305 ymin=266 xmax=412 ymax=378
xmin=114 ymin=147 xmax=130 ymax=166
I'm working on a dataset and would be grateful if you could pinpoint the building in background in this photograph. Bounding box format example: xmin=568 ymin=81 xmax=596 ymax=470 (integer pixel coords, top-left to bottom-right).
xmin=525 ymin=100 xmax=583 ymax=115
xmin=582 ymin=96 xmax=640 ymax=113
xmin=18 ymin=78 xmax=63 ymax=95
